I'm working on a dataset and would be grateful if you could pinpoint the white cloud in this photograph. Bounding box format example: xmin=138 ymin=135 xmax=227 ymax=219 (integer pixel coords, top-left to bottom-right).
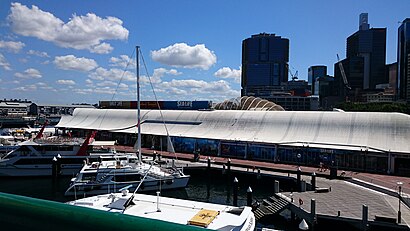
xmin=19 ymin=58 xmax=28 ymax=63
xmin=88 ymin=67 xmax=135 ymax=81
xmin=35 ymin=82 xmax=56 ymax=91
xmin=36 ymin=82 xmax=47 ymax=86
xmin=84 ymin=79 xmax=93 ymax=87
xmin=27 ymin=49 xmax=49 ymax=57
xmin=73 ymin=87 xmax=116 ymax=95
xmin=151 ymin=43 xmax=217 ymax=70
xmin=160 ymin=79 xmax=239 ymax=98
xmin=214 ymin=67 xmax=241 ymax=83
xmin=8 ymin=2 xmax=129 ymax=53
xmin=14 ymin=68 xmax=42 ymax=79
xmin=0 ymin=40 xmax=25 ymax=53
xmin=154 ymin=68 xmax=182 ymax=76
xmin=95 ymin=81 xmax=128 ymax=89
xmin=12 ymin=84 xmax=37 ymax=91
xmin=0 ymin=54 xmax=12 ymax=70
xmin=109 ymin=55 xmax=135 ymax=69
xmin=90 ymin=42 xmax=113 ymax=54
xmin=56 ymin=79 xmax=76 ymax=85
xmin=73 ymin=88 xmax=93 ymax=95
xmin=141 ymin=67 xmax=182 ymax=84
xmin=54 ymin=55 xmax=98 ymax=72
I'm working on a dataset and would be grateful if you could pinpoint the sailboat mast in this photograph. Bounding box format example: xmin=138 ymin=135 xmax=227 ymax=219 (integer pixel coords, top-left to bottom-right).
xmin=136 ymin=46 xmax=142 ymax=163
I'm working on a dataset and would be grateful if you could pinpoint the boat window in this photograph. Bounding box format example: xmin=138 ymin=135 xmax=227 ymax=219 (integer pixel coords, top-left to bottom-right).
xmin=59 ymin=146 xmax=74 ymax=151
xmin=4 ymin=153 xmax=17 ymax=158
xmin=113 ymin=174 xmax=141 ymax=182
xmin=82 ymin=173 xmax=98 ymax=181
xmin=16 ymin=145 xmax=31 ymax=152
xmin=14 ymin=158 xmax=52 ymax=165
xmin=128 ymin=158 xmax=138 ymax=163
xmin=227 ymin=207 xmax=244 ymax=215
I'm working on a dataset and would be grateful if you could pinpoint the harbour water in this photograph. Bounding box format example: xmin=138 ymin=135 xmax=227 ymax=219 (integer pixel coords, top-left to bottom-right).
xmin=0 ymin=167 xmax=298 ymax=230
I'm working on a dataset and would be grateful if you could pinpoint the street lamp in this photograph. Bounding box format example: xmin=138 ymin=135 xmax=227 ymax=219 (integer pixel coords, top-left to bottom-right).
xmin=397 ymin=181 xmax=403 ymax=223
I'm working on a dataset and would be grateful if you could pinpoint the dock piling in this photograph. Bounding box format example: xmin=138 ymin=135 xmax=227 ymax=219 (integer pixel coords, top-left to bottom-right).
xmin=51 ymin=155 xmax=61 ymax=180
xmin=301 ymin=180 xmax=306 ymax=192
xmin=362 ymin=204 xmax=368 ymax=231
xmin=297 ymin=167 xmax=301 ymax=192
xmin=233 ymin=177 xmax=238 ymax=206
xmin=227 ymin=158 xmax=231 ymax=172
xmin=311 ymin=199 xmax=316 ymax=224
xmin=311 ymin=172 xmax=316 ymax=190
xmin=274 ymin=180 xmax=279 ymax=194
xmin=247 ymin=186 xmax=252 ymax=207
xmin=52 ymin=156 xmax=57 ymax=179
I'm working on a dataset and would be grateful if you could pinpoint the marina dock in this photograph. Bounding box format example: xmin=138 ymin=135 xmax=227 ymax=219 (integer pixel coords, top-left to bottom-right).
xmin=119 ymin=146 xmax=410 ymax=230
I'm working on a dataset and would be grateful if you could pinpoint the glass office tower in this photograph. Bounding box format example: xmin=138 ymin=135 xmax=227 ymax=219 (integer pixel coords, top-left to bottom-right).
xmin=397 ymin=18 xmax=410 ymax=102
xmin=241 ymin=33 xmax=289 ymax=97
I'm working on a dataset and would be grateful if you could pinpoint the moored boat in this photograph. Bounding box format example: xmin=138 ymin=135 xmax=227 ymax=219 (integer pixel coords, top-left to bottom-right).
xmin=64 ymin=154 xmax=189 ymax=196
xmin=0 ymin=134 xmax=129 ymax=177
xmin=67 ymin=189 xmax=255 ymax=231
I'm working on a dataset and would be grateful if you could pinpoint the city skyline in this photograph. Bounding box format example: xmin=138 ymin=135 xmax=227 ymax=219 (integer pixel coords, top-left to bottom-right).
xmin=0 ymin=0 xmax=409 ymax=104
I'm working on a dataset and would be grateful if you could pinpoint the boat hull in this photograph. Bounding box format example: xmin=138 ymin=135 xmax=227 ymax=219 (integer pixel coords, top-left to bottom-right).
xmin=0 ymin=164 xmax=83 ymax=177
xmin=65 ymin=175 xmax=190 ymax=196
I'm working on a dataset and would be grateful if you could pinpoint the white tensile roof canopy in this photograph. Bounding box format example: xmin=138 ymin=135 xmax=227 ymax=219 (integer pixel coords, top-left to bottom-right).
xmin=56 ymin=108 xmax=410 ymax=154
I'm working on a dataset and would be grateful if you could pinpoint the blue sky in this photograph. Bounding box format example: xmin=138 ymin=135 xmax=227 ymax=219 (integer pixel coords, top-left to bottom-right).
xmin=0 ymin=0 xmax=409 ymax=104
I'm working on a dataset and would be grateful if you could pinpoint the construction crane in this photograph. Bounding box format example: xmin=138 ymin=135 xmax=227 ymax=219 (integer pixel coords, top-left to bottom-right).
xmin=336 ymin=54 xmax=351 ymax=90
xmin=286 ymin=64 xmax=298 ymax=81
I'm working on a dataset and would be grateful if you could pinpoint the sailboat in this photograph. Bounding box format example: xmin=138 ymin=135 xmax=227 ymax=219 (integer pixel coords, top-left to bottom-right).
xmin=64 ymin=153 xmax=189 ymax=196
xmin=64 ymin=46 xmax=189 ymax=197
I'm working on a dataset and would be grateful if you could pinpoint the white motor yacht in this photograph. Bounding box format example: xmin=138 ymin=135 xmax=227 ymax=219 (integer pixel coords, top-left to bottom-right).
xmin=64 ymin=154 xmax=190 ymax=196
xmin=0 ymin=136 xmax=126 ymax=177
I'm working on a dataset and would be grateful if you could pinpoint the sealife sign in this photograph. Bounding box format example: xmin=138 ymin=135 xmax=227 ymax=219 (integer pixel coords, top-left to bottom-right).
xmin=177 ymin=101 xmax=193 ymax=108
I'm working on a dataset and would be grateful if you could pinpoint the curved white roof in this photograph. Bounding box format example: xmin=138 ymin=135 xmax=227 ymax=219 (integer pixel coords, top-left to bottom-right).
xmin=57 ymin=108 xmax=410 ymax=154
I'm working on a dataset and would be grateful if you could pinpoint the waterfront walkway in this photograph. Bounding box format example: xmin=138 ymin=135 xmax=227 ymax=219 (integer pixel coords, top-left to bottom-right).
xmin=116 ymin=145 xmax=410 ymax=195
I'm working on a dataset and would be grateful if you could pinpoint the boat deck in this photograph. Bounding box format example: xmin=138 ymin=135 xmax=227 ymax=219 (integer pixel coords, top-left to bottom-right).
xmin=70 ymin=193 xmax=253 ymax=230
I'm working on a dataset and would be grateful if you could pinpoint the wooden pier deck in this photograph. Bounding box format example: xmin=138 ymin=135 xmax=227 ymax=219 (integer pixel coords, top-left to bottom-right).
xmin=279 ymin=175 xmax=410 ymax=230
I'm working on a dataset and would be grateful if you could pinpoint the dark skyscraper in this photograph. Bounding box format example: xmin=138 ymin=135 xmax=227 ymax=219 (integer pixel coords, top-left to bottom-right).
xmin=397 ymin=18 xmax=410 ymax=102
xmin=308 ymin=65 xmax=327 ymax=94
xmin=241 ymin=33 xmax=289 ymax=96
xmin=346 ymin=13 xmax=387 ymax=90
